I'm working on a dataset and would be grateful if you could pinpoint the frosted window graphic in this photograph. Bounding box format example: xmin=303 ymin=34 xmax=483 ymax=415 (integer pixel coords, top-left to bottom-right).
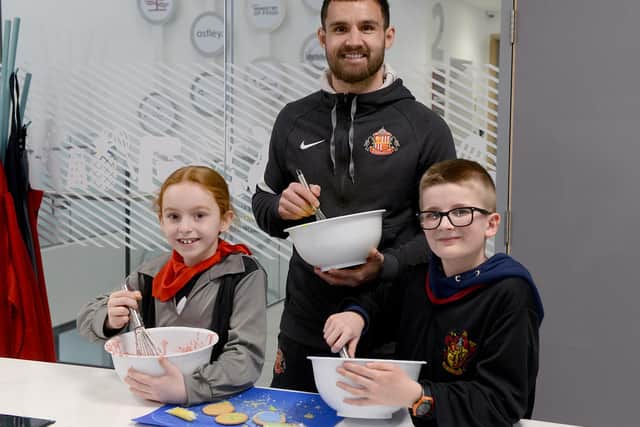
xmin=6 ymin=0 xmax=502 ymax=298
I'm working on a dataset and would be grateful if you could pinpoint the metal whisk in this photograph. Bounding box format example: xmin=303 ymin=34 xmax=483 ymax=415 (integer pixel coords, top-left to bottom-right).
xmin=339 ymin=346 xmax=350 ymax=359
xmin=122 ymin=283 xmax=162 ymax=356
xmin=296 ymin=169 xmax=327 ymax=220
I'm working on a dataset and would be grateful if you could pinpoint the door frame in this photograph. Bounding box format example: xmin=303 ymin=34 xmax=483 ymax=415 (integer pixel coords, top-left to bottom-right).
xmin=495 ymin=0 xmax=516 ymax=253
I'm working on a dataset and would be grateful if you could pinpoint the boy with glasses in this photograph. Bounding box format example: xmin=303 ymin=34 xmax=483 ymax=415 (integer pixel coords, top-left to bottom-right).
xmin=323 ymin=159 xmax=544 ymax=427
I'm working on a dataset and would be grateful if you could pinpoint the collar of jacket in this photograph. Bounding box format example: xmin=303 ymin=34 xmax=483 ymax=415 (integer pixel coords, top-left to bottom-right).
xmin=138 ymin=252 xmax=250 ymax=283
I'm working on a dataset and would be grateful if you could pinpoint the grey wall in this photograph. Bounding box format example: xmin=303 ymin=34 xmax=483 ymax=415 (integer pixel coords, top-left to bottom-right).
xmin=510 ymin=1 xmax=640 ymax=426
xmin=43 ymin=242 xmax=124 ymax=326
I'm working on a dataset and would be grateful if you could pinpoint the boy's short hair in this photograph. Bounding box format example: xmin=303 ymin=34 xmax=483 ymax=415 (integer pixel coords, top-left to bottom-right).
xmin=420 ymin=159 xmax=496 ymax=211
xmin=321 ymin=0 xmax=391 ymax=29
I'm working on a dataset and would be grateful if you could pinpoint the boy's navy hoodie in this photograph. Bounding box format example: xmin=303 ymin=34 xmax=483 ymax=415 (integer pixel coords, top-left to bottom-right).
xmin=355 ymin=253 xmax=543 ymax=427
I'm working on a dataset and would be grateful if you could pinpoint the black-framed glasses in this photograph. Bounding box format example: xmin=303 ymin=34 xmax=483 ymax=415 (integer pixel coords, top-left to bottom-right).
xmin=417 ymin=207 xmax=492 ymax=230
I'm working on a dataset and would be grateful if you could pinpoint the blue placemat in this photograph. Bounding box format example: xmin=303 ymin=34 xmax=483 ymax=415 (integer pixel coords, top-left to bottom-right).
xmin=132 ymin=386 xmax=343 ymax=427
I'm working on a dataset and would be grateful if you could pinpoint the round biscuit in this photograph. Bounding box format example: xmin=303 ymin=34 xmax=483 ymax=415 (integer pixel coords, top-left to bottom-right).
xmin=252 ymin=410 xmax=286 ymax=425
xmin=202 ymin=400 xmax=234 ymax=416
xmin=215 ymin=411 xmax=249 ymax=425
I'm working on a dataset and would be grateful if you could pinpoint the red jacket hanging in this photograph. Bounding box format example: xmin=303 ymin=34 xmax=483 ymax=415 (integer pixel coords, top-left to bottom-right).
xmin=0 ymin=163 xmax=55 ymax=361
xmin=0 ymin=166 xmax=11 ymax=355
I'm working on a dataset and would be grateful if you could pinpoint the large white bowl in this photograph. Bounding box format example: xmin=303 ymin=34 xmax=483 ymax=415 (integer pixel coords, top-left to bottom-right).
xmin=285 ymin=209 xmax=385 ymax=271
xmin=308 ymin=356 xmax=426 ymax=419
xmin=104 ymin=326 xmax=218 ymax=382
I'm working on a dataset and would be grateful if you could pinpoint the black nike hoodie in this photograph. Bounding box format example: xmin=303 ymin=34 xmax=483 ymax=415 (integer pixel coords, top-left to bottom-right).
xmin=252 ymin=71 xmax=455 ymax=348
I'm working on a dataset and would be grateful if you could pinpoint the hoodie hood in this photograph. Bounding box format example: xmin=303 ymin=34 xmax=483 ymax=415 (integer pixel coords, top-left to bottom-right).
xmin=427 ymin=253 xmax=545 ymax=324
xmin=319 ymin=64 xmax=414 ymax=182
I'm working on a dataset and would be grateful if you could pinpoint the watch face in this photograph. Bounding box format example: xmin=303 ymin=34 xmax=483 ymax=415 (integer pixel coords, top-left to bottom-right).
xmin=415 ymin=398 xmax=432 ymax=417
xmin=137 ymin=92 xmax=179 ymax=135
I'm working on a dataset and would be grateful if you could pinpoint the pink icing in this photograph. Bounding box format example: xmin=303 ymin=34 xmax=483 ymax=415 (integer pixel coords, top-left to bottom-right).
xmin=174 ymin=331 xmax=214 ymax=354
xmin=105 ymin=338 xmax=123 ymax=355
xmin=107 ymin=330 xmax=214 ymax=357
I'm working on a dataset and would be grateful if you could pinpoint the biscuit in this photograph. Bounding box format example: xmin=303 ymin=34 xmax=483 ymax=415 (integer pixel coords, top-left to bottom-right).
xmin=252 ymin=410 xmax=286 ymax=426
xmin=202 ymin=400 xmax=235 ymax=416
xmin=215 ymin=412 xmax=249 ymax=425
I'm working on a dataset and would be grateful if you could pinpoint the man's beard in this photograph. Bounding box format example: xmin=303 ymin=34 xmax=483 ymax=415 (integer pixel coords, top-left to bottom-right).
xmin=327 ymin=46 xmax=385 ymax=84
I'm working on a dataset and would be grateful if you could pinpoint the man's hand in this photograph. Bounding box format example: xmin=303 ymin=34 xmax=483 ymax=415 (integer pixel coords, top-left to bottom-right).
xmin=315 ymin=248 xmax=384 ymax=287
xmin=278 ymin=182 xmax=322 ymax=220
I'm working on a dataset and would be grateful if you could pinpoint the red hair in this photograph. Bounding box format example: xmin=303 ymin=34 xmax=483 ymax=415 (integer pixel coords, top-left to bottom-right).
xmin=154 ymin=166 xmax=231 ymax=218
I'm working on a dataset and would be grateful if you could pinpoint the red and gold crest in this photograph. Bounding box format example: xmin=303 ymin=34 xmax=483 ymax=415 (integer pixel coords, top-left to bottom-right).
xmin=364 ymin=127 xmax=400 ymax=156
xmin=442 ymin=330 xmax=477 ymax=376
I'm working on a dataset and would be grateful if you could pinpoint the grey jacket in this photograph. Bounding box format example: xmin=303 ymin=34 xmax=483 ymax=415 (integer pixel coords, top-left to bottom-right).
xmin=76 ymin=252 xmax=267 ymax=405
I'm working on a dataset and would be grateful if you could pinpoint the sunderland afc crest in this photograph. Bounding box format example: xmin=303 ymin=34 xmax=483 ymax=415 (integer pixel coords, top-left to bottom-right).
xmin=442 ymin=330 xmax=477 ymax=375
xmin=364 ymin=127 xmax=400 ymax=156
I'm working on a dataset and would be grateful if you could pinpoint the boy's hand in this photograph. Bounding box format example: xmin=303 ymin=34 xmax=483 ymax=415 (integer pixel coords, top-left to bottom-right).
xmin=337 ymin=362 xmax=423 ymax=408
xmin=105 ymin=289 xmax=142 ymax=330
xmin=315 ymin=248 xmax=384 ymax=287
xmin=278 ymin=182 xmax=321 ymax=220
xmin=323 ymin=312 xmax=365 ymax=356
xmin=125 ymin=357 xmax=187 ymax=404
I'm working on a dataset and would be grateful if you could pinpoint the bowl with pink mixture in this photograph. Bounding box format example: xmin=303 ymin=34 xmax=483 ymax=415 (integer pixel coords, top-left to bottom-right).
xmin=104 ymin=326 xmax=218 ymax=382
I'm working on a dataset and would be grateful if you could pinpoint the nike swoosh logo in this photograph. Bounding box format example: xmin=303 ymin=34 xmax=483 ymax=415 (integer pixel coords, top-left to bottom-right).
xmin=299 ymin=139 xmax=326 ymax=150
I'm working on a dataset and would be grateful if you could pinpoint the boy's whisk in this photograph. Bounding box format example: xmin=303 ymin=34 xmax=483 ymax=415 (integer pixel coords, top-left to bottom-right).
xmin=122 ymin=283 xmax=162 ymax=356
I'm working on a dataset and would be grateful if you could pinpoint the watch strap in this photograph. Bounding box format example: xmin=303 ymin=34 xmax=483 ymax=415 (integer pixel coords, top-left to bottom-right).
xmin=411 ymin=384 xmax=435 ymax=417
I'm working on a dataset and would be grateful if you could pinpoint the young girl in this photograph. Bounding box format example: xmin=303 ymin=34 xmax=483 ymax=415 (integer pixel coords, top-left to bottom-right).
xmin=77 ymin=165 xmax=267 ymax=405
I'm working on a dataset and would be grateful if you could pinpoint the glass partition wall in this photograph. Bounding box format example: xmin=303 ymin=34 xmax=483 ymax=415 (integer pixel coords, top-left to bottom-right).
xmin=2 ymin=0 xmax=505 ymax=366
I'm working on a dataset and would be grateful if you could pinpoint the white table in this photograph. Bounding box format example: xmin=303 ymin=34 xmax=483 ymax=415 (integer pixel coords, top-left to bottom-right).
xmin=0 ymin=357 xmax=579 ymax=427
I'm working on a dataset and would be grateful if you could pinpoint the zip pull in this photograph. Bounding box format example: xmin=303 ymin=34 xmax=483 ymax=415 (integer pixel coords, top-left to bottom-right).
xmin=176 ymin=296 xmax=187 ymax=315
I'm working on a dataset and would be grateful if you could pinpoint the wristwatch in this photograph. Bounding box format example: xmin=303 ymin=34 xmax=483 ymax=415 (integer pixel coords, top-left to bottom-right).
xmin=411 ymin=385 xmax=435 ymax=417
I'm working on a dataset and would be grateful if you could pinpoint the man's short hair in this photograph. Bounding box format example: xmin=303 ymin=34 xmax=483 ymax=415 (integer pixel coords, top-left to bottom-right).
xmin=321 ymin=0 xmax=391 ymax=29
xmin=420 ymin=159 xmax=497 ymax=211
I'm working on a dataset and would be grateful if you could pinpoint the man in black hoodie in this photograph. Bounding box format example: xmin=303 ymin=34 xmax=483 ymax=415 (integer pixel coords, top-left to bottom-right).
xmin=252 ymin=0 xmax=456 ymax=391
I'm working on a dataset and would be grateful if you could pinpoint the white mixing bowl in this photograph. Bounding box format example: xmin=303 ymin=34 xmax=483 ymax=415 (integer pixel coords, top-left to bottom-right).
xmin=104 ymin=326 xmax=218 ymax=382
xmin=308 ymin=356 xmax=426 ymax=419
xmin=285 ymin=209 xmax=385 ymax=271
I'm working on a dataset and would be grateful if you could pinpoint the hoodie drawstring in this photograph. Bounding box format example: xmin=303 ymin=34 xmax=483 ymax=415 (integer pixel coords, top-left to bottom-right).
xmin=348 ymin=96 xmax=357 ymax=182
xmin=329 ymin=102 xmax=337 ymax=174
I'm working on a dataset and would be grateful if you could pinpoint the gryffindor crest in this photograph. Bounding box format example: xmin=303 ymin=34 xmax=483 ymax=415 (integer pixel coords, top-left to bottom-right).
xmin=442 ymin=330 xmax=477 ymax=375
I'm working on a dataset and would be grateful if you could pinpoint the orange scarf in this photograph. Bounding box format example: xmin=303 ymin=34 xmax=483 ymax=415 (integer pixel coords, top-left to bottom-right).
xmin=152 ymin=239 xmax=252 ymax=302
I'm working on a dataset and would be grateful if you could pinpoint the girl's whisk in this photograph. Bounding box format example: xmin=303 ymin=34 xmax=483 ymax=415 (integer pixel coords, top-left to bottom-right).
xmin=122 ymin=283 xmax=162 ymax=356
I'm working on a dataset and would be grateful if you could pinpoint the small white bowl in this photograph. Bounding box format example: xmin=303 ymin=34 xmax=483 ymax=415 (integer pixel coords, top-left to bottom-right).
xmin=104 ymin=326 xmax=218 ymax=382
xmin=285 ymin=209 xmax=385 ymax=271
xmin=308 ymin=356 xmax=426 ymax=419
